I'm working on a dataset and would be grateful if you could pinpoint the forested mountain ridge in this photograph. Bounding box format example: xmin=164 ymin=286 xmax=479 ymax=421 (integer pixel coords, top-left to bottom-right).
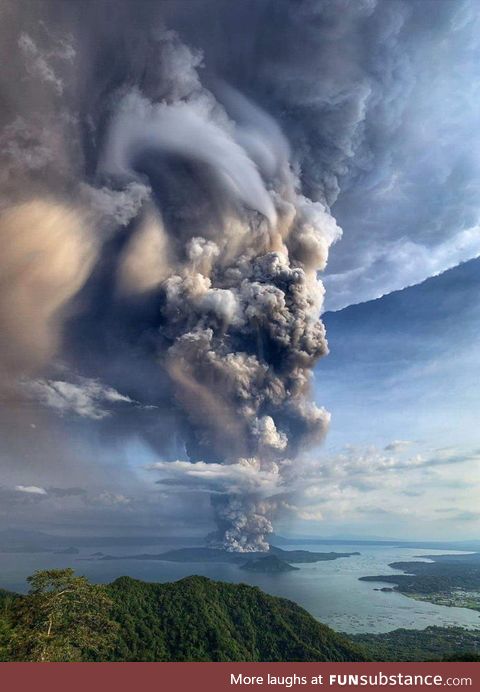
xmin=106 ymin=575 xmax=365 ymax=662
xmin=1 ymin=571 xmax=479 ymax=662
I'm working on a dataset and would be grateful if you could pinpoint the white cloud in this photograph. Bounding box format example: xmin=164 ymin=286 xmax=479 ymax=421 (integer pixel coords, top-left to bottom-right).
xmin=148 ymin=458 xmax=281 ymax=496
xmin=294 ymin=506 xmax=324 ymax=522
xmin=287 ymin=443 xmax=480 ymax=522
xmin=147 ymin=442 xmax=480 ymax=525
xmin=18 ymin=33 xmax=64 ymax=95
xmin=15 ymin=485 xmax=47 ymax=495
xmin=25 ymin=377 xmax=137 ymax=420
xmin=91 ymin=491 xmax=131 ymax=507
xmin=325 ymin=227 xmax=480 ymax=311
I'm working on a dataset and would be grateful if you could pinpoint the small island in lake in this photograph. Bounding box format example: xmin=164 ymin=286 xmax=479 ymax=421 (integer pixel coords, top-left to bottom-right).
xmin=240 ymin=555 xmax=299 ymax=573
xmin=95 ymin=545 xmax=360 ymax=565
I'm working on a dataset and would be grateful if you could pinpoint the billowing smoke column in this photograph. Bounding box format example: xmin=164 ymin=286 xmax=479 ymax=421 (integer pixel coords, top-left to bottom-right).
xmin=94 ymin=41 xmax=341 ymax=550
xmin=0 ymin=1 xmax=344 ymax=550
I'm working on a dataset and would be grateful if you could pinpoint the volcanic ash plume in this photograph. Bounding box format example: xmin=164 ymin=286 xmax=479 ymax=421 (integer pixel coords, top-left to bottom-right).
xmin=99 ymin=59 xmax=340 ymax=550
xmin=0 ymin=2 xmax=342 ymax=551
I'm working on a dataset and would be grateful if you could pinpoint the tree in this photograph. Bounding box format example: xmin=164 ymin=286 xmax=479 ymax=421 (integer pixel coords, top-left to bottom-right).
xmin=0 ymin=591 xmax=14 ymax=662
xmin=8 ymin=568 xmax=118 ymax=662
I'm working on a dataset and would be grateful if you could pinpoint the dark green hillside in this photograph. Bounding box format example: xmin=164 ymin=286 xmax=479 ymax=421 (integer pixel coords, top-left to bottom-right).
xmin=2 ymin=569 xmax=477 ymax=662
xmin=353 ymin=626 xmax=480 ymax=662
xmin=106 ymin=575 xmax=366 ymax=662
xmin=360 ymin=553 xmax=480 ymax=611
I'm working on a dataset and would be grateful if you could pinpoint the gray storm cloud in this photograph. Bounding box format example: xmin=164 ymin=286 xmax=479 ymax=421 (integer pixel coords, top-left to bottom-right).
xmin=0 ymin=0 xmax=478 ymax=547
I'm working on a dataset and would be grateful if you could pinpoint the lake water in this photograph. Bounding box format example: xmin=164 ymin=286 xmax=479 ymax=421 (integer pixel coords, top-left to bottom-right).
xmin=1 ymin=541 xmax=479 ymax=634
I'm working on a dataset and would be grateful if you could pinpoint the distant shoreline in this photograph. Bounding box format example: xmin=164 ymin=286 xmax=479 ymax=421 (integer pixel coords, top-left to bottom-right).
xmin=360 ymin=552 xmax=480 ymax=615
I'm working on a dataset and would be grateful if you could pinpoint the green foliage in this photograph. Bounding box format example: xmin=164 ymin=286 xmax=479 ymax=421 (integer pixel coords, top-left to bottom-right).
xmin=360 ymin=558 xmax=480 ymax=597
xmin=8 ymin=568 xmax=118 ymax=662
xmin=443 ymin=652 xmax=480 ymax=662
xmin=353 ymin=626 xmax=480 ymax=662
xmin=2 ymin=569 xmax=478 ymax=662
xmin=0 ymin=572 xmax=366 ymax=662
xmin=0 ymin=589 xmax=16 ymax=662
xmin=106 ymin=575 xmax=366 ymax=662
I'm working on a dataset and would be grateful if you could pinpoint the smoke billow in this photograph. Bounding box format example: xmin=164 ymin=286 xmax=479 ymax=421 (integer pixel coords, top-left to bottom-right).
xmin=95 ymin=33 xmax=339 ymax=550
xmin=1 ymin=0 xmax=477 ymax=548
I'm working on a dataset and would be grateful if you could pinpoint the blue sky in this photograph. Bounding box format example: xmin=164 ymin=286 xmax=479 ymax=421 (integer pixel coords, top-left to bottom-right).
xmin=281 ymin=258 xmax=480 ymax=539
